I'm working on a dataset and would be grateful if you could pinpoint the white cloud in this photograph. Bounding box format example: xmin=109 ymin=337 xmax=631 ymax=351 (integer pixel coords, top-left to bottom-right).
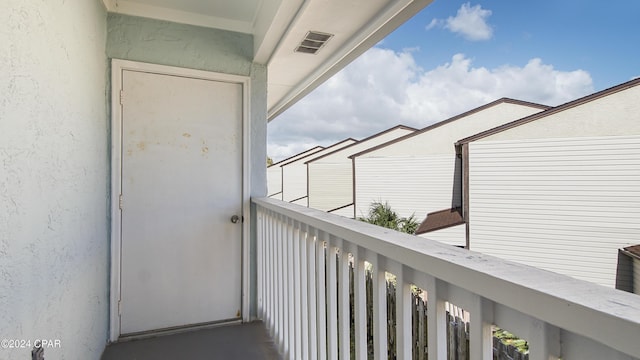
xmin=268 ymin=48 xmax=594 ymax=161
xmin=428 ymin=2 xmax=494 ymax=41
xmin=426 ymin=18 xmax=441 ymax=30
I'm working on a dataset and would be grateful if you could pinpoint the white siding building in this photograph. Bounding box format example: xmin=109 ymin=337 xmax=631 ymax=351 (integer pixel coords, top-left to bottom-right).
xmin=352 ymin=99 xmax=548 ymax=246
xmin=458 ymin=79 xmax=640 ymax=288
xmin=268 ymin=146 xmax=324 ymax=199
xmin=281 ymin=139 xmax=357 ymax=205
xmin=307 ymin=126 xmax=416 ymax=217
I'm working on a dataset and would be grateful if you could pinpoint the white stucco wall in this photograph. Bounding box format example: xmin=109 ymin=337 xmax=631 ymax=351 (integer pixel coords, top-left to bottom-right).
xmin=1 ymin=1 xmax=109 ymax=359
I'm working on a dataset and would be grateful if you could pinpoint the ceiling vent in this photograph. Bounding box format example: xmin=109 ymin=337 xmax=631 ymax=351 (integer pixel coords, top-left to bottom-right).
xmin=295 ymin=31 xmax=334 ymax=55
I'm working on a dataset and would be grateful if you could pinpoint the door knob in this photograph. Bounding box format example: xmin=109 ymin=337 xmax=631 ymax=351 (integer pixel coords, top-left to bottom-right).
xmin=230 ymin=215 xmax=242 ymax=224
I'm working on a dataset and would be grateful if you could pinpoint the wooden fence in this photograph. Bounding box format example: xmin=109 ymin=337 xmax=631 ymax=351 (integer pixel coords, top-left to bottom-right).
xmin=348 ymin=265 xmax=529 ymax=359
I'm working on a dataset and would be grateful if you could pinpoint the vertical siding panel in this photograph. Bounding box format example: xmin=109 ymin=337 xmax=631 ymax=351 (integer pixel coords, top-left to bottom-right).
xmin=308 ymin=128 xmax=416 ymax=212
xmin=356 ymin=155 xmax=460 ymax=221
xmin=282 ymin=163 xmax=309 ymax=202
xmin=418 ymin=224 xmax=466 ymax=247
xmin=308 ymin=162 xmax=354 ymax=211
xmin=267 ymin=166 xmax=282 ymax=199
xmin=469 ymin=136 xmax=640 ymax=288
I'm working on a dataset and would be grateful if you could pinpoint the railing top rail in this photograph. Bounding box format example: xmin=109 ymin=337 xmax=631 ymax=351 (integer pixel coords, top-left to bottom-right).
xmin=253 ymin=197 xmax=640 ymax=356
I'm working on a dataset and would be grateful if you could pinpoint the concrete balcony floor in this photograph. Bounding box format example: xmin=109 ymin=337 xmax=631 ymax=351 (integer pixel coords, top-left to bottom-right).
xmin=101 ymin=321 xmax=281 ymax=360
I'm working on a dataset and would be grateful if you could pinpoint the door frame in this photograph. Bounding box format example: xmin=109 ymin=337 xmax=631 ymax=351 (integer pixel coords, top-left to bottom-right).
xmin=109 ymin=59 xmax=251 ymax=342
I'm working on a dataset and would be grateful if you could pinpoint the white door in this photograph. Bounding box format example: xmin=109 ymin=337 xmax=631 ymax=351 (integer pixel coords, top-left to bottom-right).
xmin=118 ymin=69 xmax=243 ymax=335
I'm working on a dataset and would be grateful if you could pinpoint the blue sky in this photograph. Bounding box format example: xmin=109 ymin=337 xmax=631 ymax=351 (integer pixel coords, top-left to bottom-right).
xmin=387 ymin=1 xmax=639 ymax=90
xmin=268 ymin=1 xmax=640 ymax=160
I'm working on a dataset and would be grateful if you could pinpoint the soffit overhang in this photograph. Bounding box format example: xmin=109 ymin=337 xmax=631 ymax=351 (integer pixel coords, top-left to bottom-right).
xmin=102 ymin=0 xmax=433 ymax=121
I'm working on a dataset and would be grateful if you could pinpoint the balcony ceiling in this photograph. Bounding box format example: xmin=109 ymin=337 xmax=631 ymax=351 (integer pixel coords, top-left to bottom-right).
xmin=102 ymin=0 xmax=433 ymax=120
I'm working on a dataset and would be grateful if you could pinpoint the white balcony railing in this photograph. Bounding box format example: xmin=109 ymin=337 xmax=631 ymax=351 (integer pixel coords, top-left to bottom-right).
xmin=254 ymin=197 xmax=640 ymax=360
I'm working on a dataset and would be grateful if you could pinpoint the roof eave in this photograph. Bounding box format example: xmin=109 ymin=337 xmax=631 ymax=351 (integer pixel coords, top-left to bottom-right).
xmin=456 ymin=78 xmax=640 ymax=145
xmin=267 ymin=0 xmax=434 ymax=121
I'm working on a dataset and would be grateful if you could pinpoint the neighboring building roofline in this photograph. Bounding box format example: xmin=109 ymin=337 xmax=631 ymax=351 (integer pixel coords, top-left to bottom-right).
xmin=415 ymin=207 xmax=464 ymax=235
xmin=269 ymin=146 xmax=325 ymax=167
xmin=622 ymin=245 xmax=640 ymax=260
xmin=349 ymin=98 xmax=550 ymax=159
xmin=304 ymin=125 xmax=417 ymax=164
xmin=280 ymin=138 xmax=358 ymax=168
xmin=456 ymin=78 xmax=640 ymax=145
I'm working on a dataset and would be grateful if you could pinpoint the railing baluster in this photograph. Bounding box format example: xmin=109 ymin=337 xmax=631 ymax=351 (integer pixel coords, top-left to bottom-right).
xmin=370 ymin=253 xmax=387 ymax=360
xmin=426 ymin=278 xmax=448 ymax=359
xmin=316 ymin=231 xmax=328 ymax=360
xmin=267 ymin=212 xmax=274 ymax=340
xmin=338 ymin=240 xmax=350 ymax=360
xmin=291 ymin=221 xmax=306 ymax=359
xmin=286 ymin=219 xmax=295 ymax=359
xmin=271 ymin=212 xmax=279 ymax=343
xmin=327 ymin=238 xmax=339 ymax=359
xmin=307 ymin=227 xmax=319 ymax=360
xmin=409 ymin=271 xmax=430 ymax=360
xmin=394 ymin=264 xmax=412 ymax=360
xmin=299 ymin=224 xmax=310 ymax=360
xmin=279 ymin=215 xmax=287 ymax=354
xmin=469 ymin=295 xmax=492 ymax=360
xmin=264 ymin=210 xmax=270 ymax=324
xmin=528 ymin=321 xmax=560 ymax=360
xmin=257 ymin=210 xmax=263 ymax=319
xmin=265 ymin=210 xmax=271 ymax=325
xmin=353 ymin=245 xmax=367 ymax=360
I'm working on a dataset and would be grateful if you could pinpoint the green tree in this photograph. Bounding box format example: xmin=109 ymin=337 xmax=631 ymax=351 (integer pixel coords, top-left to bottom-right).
xmin=358 ymin=201 xmax=419 ymax=234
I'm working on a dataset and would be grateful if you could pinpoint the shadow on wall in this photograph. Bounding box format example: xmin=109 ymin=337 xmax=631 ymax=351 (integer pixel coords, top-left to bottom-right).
xmin=451 ymin=153 xmax=462 ymax=209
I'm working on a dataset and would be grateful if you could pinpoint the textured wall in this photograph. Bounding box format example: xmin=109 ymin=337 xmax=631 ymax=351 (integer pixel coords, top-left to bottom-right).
xmin=249 ymin=64 xmax=268 ymax=318
xmin=0 ymin=1 xmax=109 ymax=359
xmin=107 ymin=14 xmax=253 ymax=76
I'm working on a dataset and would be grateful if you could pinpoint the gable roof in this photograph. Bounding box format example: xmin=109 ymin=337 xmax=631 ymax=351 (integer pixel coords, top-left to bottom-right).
xmin=456 ymin=78 xmax=640 ymax=145
xmin=269 ymin=146 xmax=324 ymax=168
xmin=415 ymin=208 xmax=464 ymax=235
xmin=280 ymin=138 xmax=358 ymax=167
xmin=623 ymin=245 xmax=640 ymax=260
xmin=349 ymin=98 xmax=549 ymax=158
xmin=304 ymin=125 xmax=417 ymax=164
